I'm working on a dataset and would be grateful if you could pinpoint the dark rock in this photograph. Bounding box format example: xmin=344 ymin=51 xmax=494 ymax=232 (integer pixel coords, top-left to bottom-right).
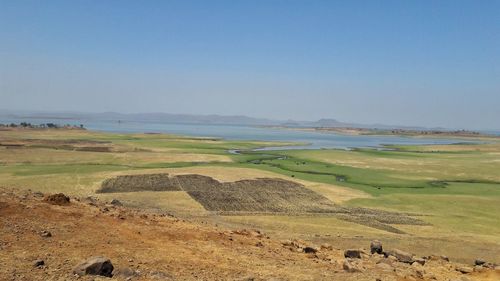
xmin=73 ymin=256 xmax=114 ymax=277
xmin=110 ymin=199 xmax=123 ymax=206
xmin=344 ymin=249 xmax=362 ymax=259
xmin=474 ymin=259 xmax=486 ymax=266
xmin=40 ymin=230 xmax=52 ymax=238
xmin=370 ymin=240 xmax=383 ymax=254
xmin=303 ymin=246 xmax=318 ymax=254
xmin=33 ymin=259 xmax=44 ymax=267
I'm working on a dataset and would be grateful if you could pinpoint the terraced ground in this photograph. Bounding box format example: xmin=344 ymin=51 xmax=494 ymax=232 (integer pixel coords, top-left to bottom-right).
xmin=0 ymin=128 xmax=499 ymax=263
xmin=99 ymin=173 xmax=339 ymax=213
xmin=97 ymin=173 xmax=428 ymax=233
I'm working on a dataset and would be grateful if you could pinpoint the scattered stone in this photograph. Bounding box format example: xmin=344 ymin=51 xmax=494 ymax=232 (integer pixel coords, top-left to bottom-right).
xmin=440 ymin=255 xmax=449 ymax=262
xmin=281 ymin=239 xmax=310 ymax=252
xmin=343 ymin=260 xmax=362 ymax=273
xmin=40 ymin=230 xmax=52 ymax=238
xmin=344 ymin=249 xmax=362 ymax=259
xmin=456 ymin=266 xmax=473 ymax=274
xmin=385 ymin=249 xmax=414 ymax=264
xmin=370 ymin=240 xmax=383 ymax=254
xmin=73 ymin=256 xmax=114 ymax=277
xmin=33 ymin=259 xmax=44 ymax=267
xmin=44 ymin=193 xmax=70 ymax=206
xmin=110 ymin=199 xmax=123 ymax=206
xmin=255 ymin=241 xmax=264 ymax=247
xmin=474 ymin=259 xmax=486 ymax=266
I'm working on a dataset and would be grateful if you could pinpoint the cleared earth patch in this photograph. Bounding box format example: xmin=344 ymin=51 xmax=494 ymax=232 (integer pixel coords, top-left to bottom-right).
xmin=99 ymin=173 xmax=182 ymax=192
xmin=176 ymin=175 xmax=338 ymax=214
xmin=98 ymin=173 xmax=429 ymax=233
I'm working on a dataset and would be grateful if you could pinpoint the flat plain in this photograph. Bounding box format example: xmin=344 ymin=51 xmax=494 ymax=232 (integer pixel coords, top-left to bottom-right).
xmin=1 ymin=128 xmax=499 ymax=264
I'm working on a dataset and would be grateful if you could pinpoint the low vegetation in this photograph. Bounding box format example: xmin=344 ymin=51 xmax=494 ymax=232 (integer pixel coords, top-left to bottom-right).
xmin=0 ymin=128 xmax=499 ymax=263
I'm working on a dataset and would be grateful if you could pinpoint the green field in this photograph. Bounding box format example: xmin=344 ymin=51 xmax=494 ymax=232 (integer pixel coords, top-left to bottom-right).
xmin=1 ymin=128 xmax=499 ymax=263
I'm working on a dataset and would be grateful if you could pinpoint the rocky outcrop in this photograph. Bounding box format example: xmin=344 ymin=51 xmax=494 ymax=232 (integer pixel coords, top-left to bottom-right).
xmin=73 ymin=257 xmax=114 ymax=277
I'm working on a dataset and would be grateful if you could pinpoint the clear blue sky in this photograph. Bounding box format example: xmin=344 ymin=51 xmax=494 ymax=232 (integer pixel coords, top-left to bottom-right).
xmin=1 ymin=0 xmax=499 ymax=129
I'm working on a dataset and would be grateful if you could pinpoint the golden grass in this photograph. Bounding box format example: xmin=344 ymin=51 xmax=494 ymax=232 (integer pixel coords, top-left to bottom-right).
xmin=97 ymin=191 xmax=208 ymax=216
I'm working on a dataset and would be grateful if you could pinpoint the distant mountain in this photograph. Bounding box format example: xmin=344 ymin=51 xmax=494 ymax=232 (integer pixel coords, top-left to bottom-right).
xmin=0 ymin=110 xmax=486 ymax=132
xmin=0 ymin=110 xmax=282 ymax=126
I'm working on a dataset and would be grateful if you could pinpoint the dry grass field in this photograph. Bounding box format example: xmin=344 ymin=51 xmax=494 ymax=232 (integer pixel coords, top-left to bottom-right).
xmin=1 ymin=128 xmax=499 ymax=264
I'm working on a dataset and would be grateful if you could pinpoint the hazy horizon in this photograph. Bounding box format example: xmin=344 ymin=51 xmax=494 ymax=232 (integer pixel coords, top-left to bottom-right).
xmin=1 ymin=1 xmax=499 ymax=130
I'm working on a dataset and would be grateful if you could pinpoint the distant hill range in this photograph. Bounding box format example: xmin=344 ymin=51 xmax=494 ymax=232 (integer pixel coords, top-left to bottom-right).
xmin=0 ymin=110 xmax=480 ymax=132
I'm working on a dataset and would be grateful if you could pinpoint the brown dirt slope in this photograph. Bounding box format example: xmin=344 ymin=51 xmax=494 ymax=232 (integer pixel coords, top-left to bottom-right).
xmin=1 ymin=188 xmax=498 ymax=281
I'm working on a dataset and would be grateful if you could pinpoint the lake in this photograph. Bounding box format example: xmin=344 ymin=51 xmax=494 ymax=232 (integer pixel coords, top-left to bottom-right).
xmin=0 ymin=117 xmax=482 ymax=150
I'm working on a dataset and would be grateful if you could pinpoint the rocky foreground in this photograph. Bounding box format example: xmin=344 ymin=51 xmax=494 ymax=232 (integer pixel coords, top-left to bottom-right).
xmin=0 ymin=188 xmax=498 ymax=281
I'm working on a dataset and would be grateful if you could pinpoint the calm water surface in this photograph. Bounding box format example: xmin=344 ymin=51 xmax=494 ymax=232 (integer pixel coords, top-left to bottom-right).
xmin=1 ymin=117 xmax=482 ymax=150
